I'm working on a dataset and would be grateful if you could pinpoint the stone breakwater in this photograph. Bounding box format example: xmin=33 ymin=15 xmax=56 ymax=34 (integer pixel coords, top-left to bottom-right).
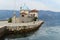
xmin=0 ymin=26 xmax=7 ymax=38
xmin=0 ymin=20 xmax=44 ymax=38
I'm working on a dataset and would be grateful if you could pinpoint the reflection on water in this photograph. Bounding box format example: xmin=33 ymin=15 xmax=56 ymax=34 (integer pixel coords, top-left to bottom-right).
xmin=5 ymin=31 xmax=36 ymax=39
xmin=4 ymin=21 xmax=60 ymax=40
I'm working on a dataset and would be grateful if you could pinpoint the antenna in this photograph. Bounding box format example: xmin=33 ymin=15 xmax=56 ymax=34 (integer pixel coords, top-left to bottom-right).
xmin=13 ymin=0 xmax=16 ymax=15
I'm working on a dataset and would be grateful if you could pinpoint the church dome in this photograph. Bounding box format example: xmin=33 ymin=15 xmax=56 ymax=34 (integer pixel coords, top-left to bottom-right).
xmin=20 ymin=4 xmax=29 ymax=10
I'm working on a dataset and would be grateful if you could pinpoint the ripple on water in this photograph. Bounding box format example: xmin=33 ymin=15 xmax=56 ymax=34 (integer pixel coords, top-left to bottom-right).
xmin=5 ymin=26 xmax=60 ymax=40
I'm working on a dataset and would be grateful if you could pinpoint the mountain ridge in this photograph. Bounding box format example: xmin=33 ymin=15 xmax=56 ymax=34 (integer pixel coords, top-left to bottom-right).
xmin=0 ymin=10 xmax=59 ymax=21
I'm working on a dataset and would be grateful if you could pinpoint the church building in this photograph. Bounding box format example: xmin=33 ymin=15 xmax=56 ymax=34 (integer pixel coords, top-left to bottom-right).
xmin=12 ymin=5 xmax=38 ymax=23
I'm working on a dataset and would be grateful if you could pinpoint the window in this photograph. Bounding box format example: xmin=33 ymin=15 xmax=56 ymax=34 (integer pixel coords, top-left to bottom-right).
xmin=33 ymin=14 xmax=35 ymax=16
xmin=22 ymin=15 xmax=24 ymax=17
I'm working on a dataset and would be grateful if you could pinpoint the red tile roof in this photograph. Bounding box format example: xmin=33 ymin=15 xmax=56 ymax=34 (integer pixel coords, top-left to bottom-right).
xmin=30 ymin=9 xmax=38 ymax=12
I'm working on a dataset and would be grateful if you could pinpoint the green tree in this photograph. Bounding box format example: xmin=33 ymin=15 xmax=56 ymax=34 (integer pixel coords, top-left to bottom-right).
xmin=33 ymin=17 xmax=38 ymax=21
xmin=8 ymin=18 xmax=12 ymax=23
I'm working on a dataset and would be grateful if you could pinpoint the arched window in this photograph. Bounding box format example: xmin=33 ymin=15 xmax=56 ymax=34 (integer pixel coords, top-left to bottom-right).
xmin=22 ymin=15 xmax=24 ymax=17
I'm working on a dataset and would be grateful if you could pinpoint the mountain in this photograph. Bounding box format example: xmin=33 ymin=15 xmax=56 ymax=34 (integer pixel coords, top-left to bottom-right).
xmin=0 ymin=10 xmax=60 ymax=26
xmin=0 ymin=10 xmax=19 ymax=20
xmin=0 ymin=10 xmax=60 ymax=21
xmin=39 ymin=10 xmax=60 ymax=21
xmin=38 ymin=10 xmax=60 ymax=26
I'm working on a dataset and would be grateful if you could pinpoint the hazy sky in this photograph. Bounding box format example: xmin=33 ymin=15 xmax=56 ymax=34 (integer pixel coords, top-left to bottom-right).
xmin=0 ymin=0 xmax=60 ymax=12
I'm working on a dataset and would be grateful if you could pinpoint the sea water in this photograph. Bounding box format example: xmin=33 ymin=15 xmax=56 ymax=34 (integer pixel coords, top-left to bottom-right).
xmin=4 ymin=20 xmax=60 ymax=40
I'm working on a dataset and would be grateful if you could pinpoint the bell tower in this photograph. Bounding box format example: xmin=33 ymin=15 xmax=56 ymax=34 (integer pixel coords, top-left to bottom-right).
xmin=20 ymin=4 xmax=29 ymax=17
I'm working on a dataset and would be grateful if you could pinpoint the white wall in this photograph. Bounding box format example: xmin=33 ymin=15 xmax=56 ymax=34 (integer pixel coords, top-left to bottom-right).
xmin=12 ymin=16 xmax=16 ymax=23
xmin=20 ymin=10 xmax=29 ymax=14
xmin=30 ymin=12 xmax=38 ymax=17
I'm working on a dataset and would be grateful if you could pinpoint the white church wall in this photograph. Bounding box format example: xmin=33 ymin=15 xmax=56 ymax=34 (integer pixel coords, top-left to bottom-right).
xmin=20 ymin=10 xmax=29 ymax=14
xmin=30 ymin=12 xmax=38 ymax=17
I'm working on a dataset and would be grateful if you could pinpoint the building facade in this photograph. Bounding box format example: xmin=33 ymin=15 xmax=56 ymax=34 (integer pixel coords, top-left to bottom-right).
xmin=12 ymin=5 xmax=38 ymax=23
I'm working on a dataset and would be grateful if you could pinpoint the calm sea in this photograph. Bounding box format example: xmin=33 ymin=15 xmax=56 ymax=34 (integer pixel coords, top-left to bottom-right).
xmin=4 ymin=19 xmax=60 ymax=40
